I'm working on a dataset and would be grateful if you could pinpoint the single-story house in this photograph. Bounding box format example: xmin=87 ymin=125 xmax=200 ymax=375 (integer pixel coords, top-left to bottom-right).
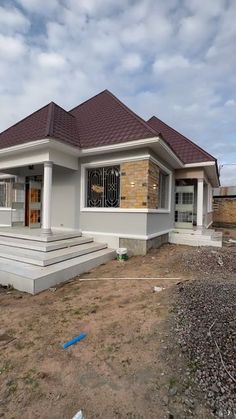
xmin=0 ymin=90 xmax=222 ymax=293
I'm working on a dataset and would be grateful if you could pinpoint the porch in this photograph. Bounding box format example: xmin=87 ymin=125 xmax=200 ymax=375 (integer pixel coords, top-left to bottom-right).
xmin=172 ymin=170 xmax=222 ymax=247
xmin=0 ymin=226 xmax=115 ymax=294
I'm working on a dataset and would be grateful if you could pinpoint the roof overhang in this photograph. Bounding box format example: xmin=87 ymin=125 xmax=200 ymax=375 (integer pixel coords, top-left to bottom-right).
xmin=0 ymin=137 xmax=219 ymax=185
xmin=78 ymin=136 xmax=183 ymax=169
xmin=184 ymin=161 xmax=220 ymax=187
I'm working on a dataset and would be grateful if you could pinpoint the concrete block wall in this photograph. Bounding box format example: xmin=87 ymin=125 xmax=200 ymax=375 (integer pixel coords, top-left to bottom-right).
xmin=120 ymin=159 xmax=159 ymax=209
xmin=213 ymin=197 xmax=236 ymax=227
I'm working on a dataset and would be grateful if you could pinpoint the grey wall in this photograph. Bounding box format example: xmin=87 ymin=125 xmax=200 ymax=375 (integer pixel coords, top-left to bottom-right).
xmin=0 ymin=210 xmax=12 ymax=226
xmin=51 ymin=166 xmax=80 ymax=230
xmin=80 ymin=212 xmax=147 ymax=235
xmin=146 ymin=177 xmax=175 ymax=235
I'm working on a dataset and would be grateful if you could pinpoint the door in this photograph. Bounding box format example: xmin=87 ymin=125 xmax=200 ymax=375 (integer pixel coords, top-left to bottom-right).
xmin=175 ymin=185 xmax=194 ymax=228
xmin=28 ymin=180 xmax=42 ymax=228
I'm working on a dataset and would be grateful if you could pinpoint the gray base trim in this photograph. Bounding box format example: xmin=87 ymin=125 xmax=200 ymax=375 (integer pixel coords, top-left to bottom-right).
xmin=120 ymin=233 xmax=169 ymax=256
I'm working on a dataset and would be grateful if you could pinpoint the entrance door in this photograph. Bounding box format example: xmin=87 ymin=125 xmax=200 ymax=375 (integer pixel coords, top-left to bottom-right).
xmin=175 ymin=185 xmax=194 ymax=228
xmin=28 ymin=180 xmax=42 ymax=228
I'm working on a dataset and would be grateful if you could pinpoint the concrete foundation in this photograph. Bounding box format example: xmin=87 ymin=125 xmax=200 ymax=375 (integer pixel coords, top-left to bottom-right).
xmin=119 ymin=233 xmax=169 ymax=256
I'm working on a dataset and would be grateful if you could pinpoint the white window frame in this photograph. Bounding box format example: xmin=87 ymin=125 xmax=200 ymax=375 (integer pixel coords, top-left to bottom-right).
xmin=80 ymin=154 xmax=172 ymax=213
xmin=158 ymin=170 xmax=171 ymax=210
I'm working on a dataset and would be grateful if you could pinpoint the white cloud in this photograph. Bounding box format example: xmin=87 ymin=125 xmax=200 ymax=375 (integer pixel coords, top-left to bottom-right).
xmin=0 ymin=34 xmax=27 ymax=60
xmin=120 ymin=53 xmax=143 ymax=72
xmin=0 ymin=6 xmax=30 ymax=34
xmin=153 ymin=55 xmax=190 ymax=74
xmin=37 ymin=52 xmax=66 ymax=69
xmin=0 ymin=0 xmax=236 ymax=185
xmin=225 ymin=99 xmax=236 ymax=107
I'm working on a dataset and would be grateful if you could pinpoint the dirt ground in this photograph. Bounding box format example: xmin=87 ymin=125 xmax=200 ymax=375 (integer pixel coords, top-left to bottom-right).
xmin=1 ymin=243 xmax=234 ymax=419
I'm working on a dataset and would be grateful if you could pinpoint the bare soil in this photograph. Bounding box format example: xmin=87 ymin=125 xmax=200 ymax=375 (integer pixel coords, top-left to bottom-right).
xmin=0 ymin=243 xmax=235 ymax=419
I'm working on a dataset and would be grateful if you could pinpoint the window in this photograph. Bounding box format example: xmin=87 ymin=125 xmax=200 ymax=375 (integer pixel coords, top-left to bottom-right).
xmin=159 ymin=171 xmax=170 ymax=209
xmin=0 ymin=179 xmax=12 ymax=207
xmin=86 ymin=166 xmax=120 ymax=207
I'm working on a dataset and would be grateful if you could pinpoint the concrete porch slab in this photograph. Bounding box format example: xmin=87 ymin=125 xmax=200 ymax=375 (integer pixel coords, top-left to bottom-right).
xmin=0 ymin=227 xmax=81 ymax=242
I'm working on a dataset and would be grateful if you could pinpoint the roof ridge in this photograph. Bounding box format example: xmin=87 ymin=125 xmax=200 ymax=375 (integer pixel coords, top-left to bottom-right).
xmin=0 ymin=102 xmax=54 ymax=137
xmin=70 ymin=89 xmax=159 ymax=137
xmin=45 ymin=102 xmax=55 ymax=137
xmin=69 ymin=89 xmax=108 ymax=113
xmin=103 ymin=90 xmax=158 ymax=136
xmin=148 ymin=116 xmax=216 ymax=161
xmin=52 ymin=101 xmax=76 ymax=117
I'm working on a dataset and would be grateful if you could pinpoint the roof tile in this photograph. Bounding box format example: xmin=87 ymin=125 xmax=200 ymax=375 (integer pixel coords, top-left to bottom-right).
xmin=147 ymin=116 xmax=215 ymax=164
xmin=70 ymin=90 xmax=156 ymax=148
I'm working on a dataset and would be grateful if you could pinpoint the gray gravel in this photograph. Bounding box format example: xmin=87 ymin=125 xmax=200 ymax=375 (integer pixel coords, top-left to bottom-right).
xmin=174 ymin=278 xmax=236 ymax=418
xmin=179 ymin=247 xmax=236 ymax=279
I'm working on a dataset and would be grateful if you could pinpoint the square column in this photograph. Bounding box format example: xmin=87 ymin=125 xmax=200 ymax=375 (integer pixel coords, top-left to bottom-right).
xmin=42 ymin=161 xmax=53 ymax=235
xmin=197 ymin=178 xmax=204 ymax=229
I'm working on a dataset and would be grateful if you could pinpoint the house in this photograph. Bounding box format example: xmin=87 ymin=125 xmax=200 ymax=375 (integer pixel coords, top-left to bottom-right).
xmin=0 ymin=90 xmax=222 ymax=293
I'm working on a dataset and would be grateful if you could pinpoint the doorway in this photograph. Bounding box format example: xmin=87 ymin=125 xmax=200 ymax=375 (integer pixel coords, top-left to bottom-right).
xmin=175 ymin=185 xmax=194 ymax=228
xmin=25 ymin=176 xmax=42 ymax=228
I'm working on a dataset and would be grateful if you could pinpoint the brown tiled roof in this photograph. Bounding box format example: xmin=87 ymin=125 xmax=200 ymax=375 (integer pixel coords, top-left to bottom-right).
xmin=70 ymin=90 xmax=157 ymax=148
xmin=0 ymin=102 xmax=80 ymax=149
xmin=0 ymin=90 xmax=216 ymax=166
xmin=147 ymin=116 xmax=215 ymax=164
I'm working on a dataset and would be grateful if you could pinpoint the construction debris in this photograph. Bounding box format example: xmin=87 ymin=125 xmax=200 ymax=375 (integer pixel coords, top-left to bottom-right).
xmin=62 ymin=333 xmax=87 ymax=349
xmin=174 ymin=278 xmax=236 ymax=418
xmin=153 ymin=286 xmax=165 ymax=292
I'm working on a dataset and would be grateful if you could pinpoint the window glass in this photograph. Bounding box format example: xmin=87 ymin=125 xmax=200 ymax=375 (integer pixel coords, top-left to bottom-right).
xmin=87 ymin=166 xmax=120 ymax=207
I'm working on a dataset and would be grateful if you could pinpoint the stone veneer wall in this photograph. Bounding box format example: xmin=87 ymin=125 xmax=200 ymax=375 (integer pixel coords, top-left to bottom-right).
xmin=120 ymin=159 xmax=159 ymax=209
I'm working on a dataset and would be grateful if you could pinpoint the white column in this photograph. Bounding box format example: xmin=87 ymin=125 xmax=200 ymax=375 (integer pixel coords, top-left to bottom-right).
xmin=197 ymin=178 xmax=204 ymax=229
xmin=42 ymin=161 xmax=53 ymax=235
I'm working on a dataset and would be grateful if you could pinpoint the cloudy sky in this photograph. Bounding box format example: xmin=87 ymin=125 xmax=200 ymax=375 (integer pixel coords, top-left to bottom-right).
xmin=0 ymin=0 xmax=236 ymax=185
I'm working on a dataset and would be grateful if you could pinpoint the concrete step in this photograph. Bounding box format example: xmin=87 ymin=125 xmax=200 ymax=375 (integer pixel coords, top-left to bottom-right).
xmin=170 ymin=232 xmax=221 ymax=242
xmin=0 ymin=242 xmax=108 ymax=266
xmin=172 ymin=229 xmax=214 ymax=237
xmin=0 ymin=235 xmax=93 ymax=252
xmin=0 ymin=229 xmax=82 ymax=242
xmin=169 ymin=233 xmax=222 ymax=247
xmin=0 ymin=248 xmax=116 ymax=294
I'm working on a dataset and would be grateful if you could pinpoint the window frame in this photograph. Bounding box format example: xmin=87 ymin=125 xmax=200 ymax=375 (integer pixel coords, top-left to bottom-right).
xmin=80 ymin=157 xmax=172 ymax=213
xmin=0 ymin=178 xmax=13 ymax=208
xmin=86 ymin=165 xmax=120 ymax=208
xmin=158 ymin=170 xmax=171 ymax=210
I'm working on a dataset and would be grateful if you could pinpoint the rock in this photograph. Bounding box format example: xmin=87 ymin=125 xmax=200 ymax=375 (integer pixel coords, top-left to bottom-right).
xmin=169 ymin=386 xmax=177 ymax=396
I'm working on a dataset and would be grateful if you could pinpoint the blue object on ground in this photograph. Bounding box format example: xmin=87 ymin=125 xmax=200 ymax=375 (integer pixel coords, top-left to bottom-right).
xmin=63 ymin=333 xmax=87 ymax=349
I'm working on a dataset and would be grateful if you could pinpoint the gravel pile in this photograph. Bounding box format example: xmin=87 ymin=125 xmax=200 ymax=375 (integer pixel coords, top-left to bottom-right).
xmin=180 ymin=247 xmax=236 ymax=279
xmin=175 ymin=279 xmax=236 ymax=418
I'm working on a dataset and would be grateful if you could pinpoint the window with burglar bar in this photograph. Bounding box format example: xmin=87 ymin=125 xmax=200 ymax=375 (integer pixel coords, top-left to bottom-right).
xmin=86 ymin=166 xmax=120 ymax=207
xmin=0 ymin=180 xmax=12 ymax=207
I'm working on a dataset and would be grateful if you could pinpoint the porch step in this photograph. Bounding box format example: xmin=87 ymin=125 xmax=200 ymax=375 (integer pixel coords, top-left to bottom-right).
xmin=0 ymin=241 xmax=107 ymax=266
xmin=0 ymin=248 xmax=116 ymax=294
xmin=0 ymin=229 xmax=82 ymax=242
xmin=0 ymin=235 xmax=93 ymax=252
